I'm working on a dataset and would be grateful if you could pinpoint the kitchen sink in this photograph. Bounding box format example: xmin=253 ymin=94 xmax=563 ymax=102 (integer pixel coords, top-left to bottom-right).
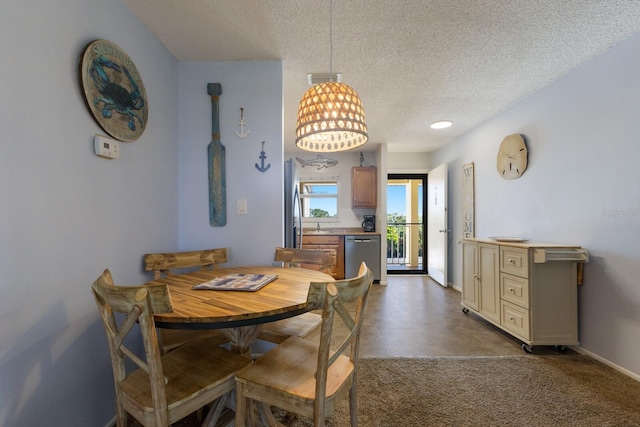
xmin=305 ymin=230 xmax=334 ymax=234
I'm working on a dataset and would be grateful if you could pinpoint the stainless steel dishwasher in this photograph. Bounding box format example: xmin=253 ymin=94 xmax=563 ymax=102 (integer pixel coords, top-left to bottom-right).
xmin=345 ymin=235 xmax=381 ymax=281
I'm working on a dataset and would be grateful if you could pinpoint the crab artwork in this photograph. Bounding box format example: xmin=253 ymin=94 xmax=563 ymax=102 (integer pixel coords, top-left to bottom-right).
xmin=80 ymin=40 xmax=148 ymax=142
xmin=89 ymin=56 xmax=145 ymax=132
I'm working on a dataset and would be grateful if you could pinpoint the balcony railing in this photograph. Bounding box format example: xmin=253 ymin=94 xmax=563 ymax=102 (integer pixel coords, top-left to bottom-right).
xmin=387 ymin=222 xmax=423 ymax=269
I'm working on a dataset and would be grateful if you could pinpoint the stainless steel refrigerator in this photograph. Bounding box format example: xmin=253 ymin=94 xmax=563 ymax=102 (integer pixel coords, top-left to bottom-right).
xmin=284 ymin=158 xmax=302 ymax=248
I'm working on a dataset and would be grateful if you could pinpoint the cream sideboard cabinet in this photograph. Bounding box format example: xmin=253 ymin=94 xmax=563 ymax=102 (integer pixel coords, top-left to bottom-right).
xmin=461 ymin=238 xmax=588 ymax=353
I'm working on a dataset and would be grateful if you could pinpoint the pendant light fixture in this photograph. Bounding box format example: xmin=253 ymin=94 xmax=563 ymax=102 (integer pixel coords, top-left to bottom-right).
xmin=295 ymin=0 xmax=368 ymax=152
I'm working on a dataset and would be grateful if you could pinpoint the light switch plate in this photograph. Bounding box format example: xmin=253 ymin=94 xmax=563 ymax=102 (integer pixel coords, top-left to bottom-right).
xmin=237 ymin=199 xmax=248 ymax=215
xmin=94 ymin=134 xmax=120 ymax=159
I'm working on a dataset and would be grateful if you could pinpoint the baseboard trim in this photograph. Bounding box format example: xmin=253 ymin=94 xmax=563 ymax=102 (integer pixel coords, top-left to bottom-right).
xmin=571 ymin=346 xmax=640 ymax=382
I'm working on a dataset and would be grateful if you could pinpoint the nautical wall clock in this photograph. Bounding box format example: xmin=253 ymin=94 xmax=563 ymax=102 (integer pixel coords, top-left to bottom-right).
xmin=496 ymin=133 xmax=528 ymax=179
xmin=80 ymin=39 xmax=148 ymax=142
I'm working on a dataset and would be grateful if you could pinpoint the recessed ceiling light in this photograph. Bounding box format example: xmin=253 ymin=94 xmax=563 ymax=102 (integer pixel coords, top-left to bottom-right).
xmin=430 ymin=120 xmax=453 ymax=129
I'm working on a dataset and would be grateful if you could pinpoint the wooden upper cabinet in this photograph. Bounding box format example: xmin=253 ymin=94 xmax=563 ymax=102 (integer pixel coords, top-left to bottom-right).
xmin=352 ymin=166 xmax=377 ymax=208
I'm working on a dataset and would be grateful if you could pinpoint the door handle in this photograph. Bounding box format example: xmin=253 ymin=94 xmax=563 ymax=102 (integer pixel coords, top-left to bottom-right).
xmin=439 ymin=229 xmax=450 ymax=233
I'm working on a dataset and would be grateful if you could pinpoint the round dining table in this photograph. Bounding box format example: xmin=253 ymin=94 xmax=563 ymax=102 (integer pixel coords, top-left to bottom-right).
xmin=147 ymin=266 xmax=333 ymax=356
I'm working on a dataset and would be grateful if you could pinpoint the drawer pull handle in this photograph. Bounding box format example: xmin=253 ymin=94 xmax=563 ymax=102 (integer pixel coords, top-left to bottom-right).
xmin=509 ymin=316 xmax=515 ymax=321
xmin=509 ymin=287 xmax=515 ymax=293
xmin=508 ymin=259 xmax=515 ymax=265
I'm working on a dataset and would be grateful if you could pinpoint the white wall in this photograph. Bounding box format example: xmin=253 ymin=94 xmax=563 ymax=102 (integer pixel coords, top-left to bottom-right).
xmin=430 ymin=32 xmax=640 ymax=377
xmin=178 ymin=61 xmax=283 ymax=266
xmin=285 ymin=149 xmax=379 ymax=229
xmin=0 ymin=0 xmax=179 ymax=424
xmin=387 ymin=151 xmax=431 ymax=171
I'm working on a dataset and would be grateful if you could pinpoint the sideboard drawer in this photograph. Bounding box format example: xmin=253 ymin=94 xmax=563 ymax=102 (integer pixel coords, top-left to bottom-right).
xmin=500 ymin=246 xmax=528 ymax=277
xmin=501 ymin=301 xmax=530 ymax=340
xmin=500 ymin=273 xmax=529 ymax=309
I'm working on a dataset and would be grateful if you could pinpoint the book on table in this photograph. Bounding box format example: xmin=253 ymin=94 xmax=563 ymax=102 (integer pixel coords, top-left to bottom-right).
xmin=192 ymin=273 xmax=278 ymax=291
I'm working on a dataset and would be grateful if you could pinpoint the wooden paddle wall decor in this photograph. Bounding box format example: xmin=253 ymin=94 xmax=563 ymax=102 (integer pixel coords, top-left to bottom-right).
xmin=207 ymin=83 xmax=226 ymax=226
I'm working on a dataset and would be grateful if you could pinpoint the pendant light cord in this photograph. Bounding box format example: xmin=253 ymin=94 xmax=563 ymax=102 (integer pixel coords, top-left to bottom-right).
xmin=329 ymin=0 xmax=333 ymax=80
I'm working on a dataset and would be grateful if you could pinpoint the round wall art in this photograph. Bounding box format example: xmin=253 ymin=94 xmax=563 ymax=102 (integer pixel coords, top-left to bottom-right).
xmin=80 ymin=39 xmax=148 ymax=141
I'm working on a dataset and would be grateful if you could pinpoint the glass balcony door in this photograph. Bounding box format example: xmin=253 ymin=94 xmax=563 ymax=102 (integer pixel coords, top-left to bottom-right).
xmin=387 ymin=174 xmax=427 ymax=274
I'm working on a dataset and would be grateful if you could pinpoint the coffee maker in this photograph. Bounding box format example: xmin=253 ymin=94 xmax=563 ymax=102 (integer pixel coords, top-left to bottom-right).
xmin=362 ymin=215 xmax=375 ymax=232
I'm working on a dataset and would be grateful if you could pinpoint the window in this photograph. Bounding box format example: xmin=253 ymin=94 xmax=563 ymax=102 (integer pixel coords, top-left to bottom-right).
xmin=299 ymin=180 xmax=339 ymax=220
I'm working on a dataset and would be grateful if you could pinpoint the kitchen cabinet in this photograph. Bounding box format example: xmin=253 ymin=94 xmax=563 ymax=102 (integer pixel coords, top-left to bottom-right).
xmin=462 ymin=241 xmax=500 ymax=324
xmin=301 ymin=234 xmax=345 ymax=279
xmin=352 ymin=167 xmax=377 ymax=208
xmin=461 ymin=238 xmax=588 ymax=352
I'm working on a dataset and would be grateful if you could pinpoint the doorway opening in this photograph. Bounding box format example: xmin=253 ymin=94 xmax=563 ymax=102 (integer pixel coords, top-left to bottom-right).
xmin=386 ymin=174 xmax=427 ymax=275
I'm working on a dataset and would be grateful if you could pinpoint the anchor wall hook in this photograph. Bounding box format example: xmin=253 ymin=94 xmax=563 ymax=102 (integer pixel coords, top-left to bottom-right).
xmin=255 ymin=141 xmax=271 ymax=173
xmin=235 ymin=107 xmax=250 ymax=139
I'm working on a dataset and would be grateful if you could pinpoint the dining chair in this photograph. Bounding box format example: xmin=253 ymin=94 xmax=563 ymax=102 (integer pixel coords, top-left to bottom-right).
xmin=235 ymin=261 xmax=374 ymax=427
xmin=144 ymin=248 xmax=228 ymax=279
xmin=144 ymin=248 xmax=230 ymax=352
xmin=91 ymin=269 xmax=251 ymax=427
xmin=257 ymin=247 xmax=336 ymax=345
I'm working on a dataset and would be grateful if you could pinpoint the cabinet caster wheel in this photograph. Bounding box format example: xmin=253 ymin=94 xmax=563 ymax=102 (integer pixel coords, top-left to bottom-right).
xmin=555 ymin=345 xmax=568 ymax=353
xmin=521 ymin=344 xmax=533 ymax=353
xmin=462 ymin=307 xmax=469 ymax=314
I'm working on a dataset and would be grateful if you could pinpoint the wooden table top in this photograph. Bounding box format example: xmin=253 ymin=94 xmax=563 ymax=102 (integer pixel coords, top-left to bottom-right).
xmin=148 ymin=266 xmax=333 ymax=329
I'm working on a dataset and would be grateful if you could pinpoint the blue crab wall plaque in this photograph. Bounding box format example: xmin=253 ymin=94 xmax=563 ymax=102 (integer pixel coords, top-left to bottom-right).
xmin=80 ymin=39 xmax=148 ymax=142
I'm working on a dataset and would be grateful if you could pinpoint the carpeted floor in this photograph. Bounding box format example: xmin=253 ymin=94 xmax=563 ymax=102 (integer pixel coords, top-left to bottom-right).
xmin=130 ymin=355 xmax=640 ymax=426
xmin=277 ymin=355 xmax=640 ymax=426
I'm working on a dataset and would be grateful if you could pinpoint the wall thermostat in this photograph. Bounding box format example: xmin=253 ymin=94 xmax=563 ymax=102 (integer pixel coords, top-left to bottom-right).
xmin=94 ymin=134 xmax=120 ymax=159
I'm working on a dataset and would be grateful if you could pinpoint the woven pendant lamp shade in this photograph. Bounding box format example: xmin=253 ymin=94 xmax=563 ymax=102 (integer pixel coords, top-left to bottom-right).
xmin=295 ymin=81 xmax=368 ymax=152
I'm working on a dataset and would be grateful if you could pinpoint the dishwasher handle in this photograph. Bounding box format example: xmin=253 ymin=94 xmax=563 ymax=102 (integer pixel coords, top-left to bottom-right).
xmin=346 ymin=236 xmax=379 ymax=243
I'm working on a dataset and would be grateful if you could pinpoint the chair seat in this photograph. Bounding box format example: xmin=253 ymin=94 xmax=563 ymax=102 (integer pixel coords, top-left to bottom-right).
xmin=236 ymin=336 xmax=354 ymax=410
xmin=258 ymin=312 xmax=322 ymax=344
xmin=120 ymin=337 xmax=251 ymax=424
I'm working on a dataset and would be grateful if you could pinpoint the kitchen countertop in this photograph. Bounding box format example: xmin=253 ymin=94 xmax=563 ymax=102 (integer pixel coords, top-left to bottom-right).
xmin=302 ymin=227 xmax=380 ymax=236
xmin=463 ymin=237 xmax=582 ymax=249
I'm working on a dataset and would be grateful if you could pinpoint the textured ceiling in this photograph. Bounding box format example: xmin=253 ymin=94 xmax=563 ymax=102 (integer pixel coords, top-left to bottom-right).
xmin=123 ymin=0 xmax=640 ymax=153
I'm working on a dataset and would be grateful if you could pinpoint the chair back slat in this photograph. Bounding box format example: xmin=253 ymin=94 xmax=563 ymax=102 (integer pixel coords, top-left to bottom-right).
xmin=113 ymin=305 xmax=144 ymax=349
xmin=144 ymin=248 xmax=228 ymax=279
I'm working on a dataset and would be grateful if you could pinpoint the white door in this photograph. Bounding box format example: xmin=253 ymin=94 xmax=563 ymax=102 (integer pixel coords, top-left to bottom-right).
xmin=427 ymin=163 xmax=448 ymax=287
